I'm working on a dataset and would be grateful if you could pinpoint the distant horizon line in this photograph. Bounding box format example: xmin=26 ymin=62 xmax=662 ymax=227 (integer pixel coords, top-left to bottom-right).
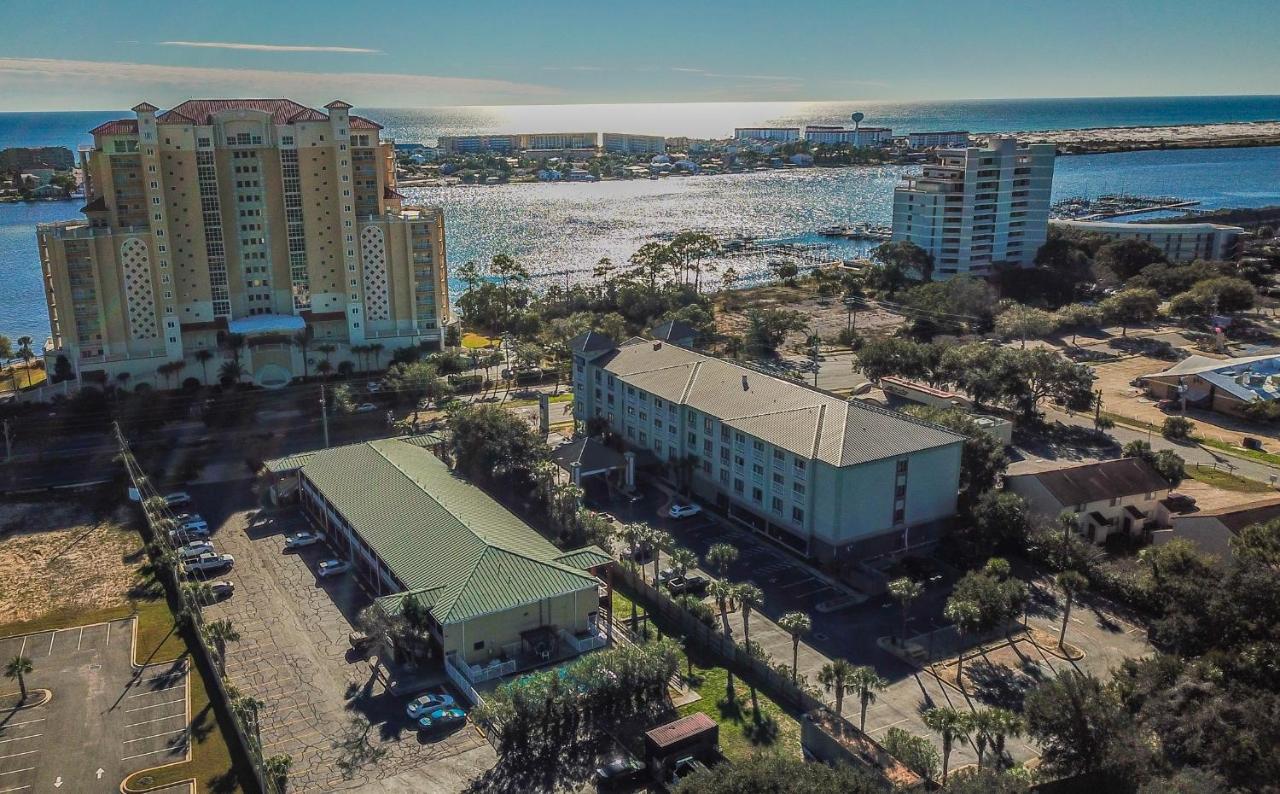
xmin=3 ymin=92 xmax=1280 ymax=115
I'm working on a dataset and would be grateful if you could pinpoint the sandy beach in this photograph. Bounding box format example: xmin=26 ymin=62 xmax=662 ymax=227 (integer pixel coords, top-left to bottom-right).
xmin=1011 ymin=120 xmax=1280 ymax=153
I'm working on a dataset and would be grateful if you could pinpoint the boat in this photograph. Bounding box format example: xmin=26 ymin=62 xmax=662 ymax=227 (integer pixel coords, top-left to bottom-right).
xmin=819 ymin=225 xmax=851 ymax=237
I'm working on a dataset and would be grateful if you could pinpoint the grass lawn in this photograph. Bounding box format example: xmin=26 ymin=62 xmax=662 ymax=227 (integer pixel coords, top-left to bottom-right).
xmin=504 ymin=392 xmax=573 ymax=408
xmin=1185 ymin=464 xmax=1274 ymax=493
xmin=461 ymin=332 xmax=498 ymax=350
xmin=0 ymin=363 xmax=46 ymax=394
xmin=677 ymin=654 xmax=802 ymax=763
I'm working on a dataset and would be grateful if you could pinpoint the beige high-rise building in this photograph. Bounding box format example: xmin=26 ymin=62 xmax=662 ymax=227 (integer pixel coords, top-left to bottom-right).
xmin=38 ymin=98 xmax=450 ymax=389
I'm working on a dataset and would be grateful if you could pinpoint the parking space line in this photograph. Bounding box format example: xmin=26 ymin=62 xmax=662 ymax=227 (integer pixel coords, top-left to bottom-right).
xmin=0 ymin=719 xmax=44 ymax=730
xmin=0 ymin=735 xmax=41 ymax=745
xmin=126 ymin=697 xmax=186 ymax=713
xmin=105 ymin=621 xmax=111 ymax=647
xmin=45 ymin=633 xmax=54 ymax=656
xmin=125 ymin=713 xmax=185 ymax=729
xmin=0 ymin=750 xmax=39 ymax=761
xmin=120 ymin=744 xmax=187 ymax=762
xmin=76 ymin=627 xmax=84 ymax=650
xmin=0 ymin=768 xmax=36 ymax=778
xmin=0 ymin=784 xmax=33 ymax=793
xmin=780 ymin=576 xmax=816 ymax=589
xmin=128 ymin=683 xmax=184 ymax=698
xmin=123 ymin=727 xmax=187 ymax=745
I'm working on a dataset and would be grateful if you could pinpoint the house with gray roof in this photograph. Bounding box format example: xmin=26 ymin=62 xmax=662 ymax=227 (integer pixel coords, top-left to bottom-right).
xmin=1153 ymin=495 xmax=1280 ymax=567
xmin=1004 ymin=457 xmax=1172 ymax=545
xmin=572 ymin=336 xmax=965 ymax=562
xmin=264 ymin=438 xmax=611 ymax=677
xmin=1142 ymin=353 xmax=1280 ymax=418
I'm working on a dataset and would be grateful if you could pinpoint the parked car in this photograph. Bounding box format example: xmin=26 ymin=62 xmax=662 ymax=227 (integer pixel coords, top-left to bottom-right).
xmin=178 ymin=516 xmax=209 ymax=533
xmin=417 ymin=706 xmax=466 ymax=732
xmin=284 ymin=530 xmax=324 ymax=550
xmin=177 ymin=540 xmax=215 ymax=560
xmin=667 ymin=574 xmax=709 ymax=596
xmin=594 ymin=756 xmax=644 ymax=786
xmin=354 ymin=403 xmax=378 ymax=414
xmin=656 ymin=567 xmax=680 ymax=586
xmin=366 ymin=381 xmax=382 ymax=393
xmin=1165 ymin=492 xmax=1198 ymax=513
xmin=183 ymin=552 xmax=234 ymax=576
xmin=668 ymin=502 xmax=703 ymax=519
xmin=317 ymin=559 xmax=351 ymax=578
xmin=406 ymin=691 xmax=457 ymax=720
xmin=209 ymin=581 xmax=235 ymax=600
xmin=170 ymin=526 xmax=210 ymax=544
xmin=164 ymin=491 xmax=193 ymax=508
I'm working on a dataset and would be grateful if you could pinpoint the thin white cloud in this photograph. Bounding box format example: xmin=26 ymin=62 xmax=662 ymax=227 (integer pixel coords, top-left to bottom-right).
xmin=0 ymin=57 xmax=562 ymax=108
xmin=669 ymin=66 xmax=801 ymax=83
xmin=541 ymin=65 xmax=608 ymax=72
xmin=161 ymin=40 xmax=379 ymax=54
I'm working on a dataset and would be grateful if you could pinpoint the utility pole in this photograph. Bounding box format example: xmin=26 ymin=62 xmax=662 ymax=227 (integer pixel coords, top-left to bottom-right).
xmin=1093 ymin=389 xmax=1103 ymax=430
xmin=320 ymin=383 xmax=330 ymax=449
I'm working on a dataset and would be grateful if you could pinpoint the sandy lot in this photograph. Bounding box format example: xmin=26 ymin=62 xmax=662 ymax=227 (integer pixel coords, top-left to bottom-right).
xmin=0 ymin=501 xmax=143 ymax=623
xmin=1019 ymin=120 xmax=1280 ymax=147
xmin=718 ymin=285 xmax=905 ymax=351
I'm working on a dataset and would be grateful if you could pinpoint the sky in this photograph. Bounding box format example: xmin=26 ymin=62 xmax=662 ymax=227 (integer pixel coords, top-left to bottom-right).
xmin=1 ymin=0 xmax=1278 ymax=110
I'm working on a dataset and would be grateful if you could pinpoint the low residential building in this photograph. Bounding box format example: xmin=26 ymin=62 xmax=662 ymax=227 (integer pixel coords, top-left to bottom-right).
xmin=264 ymin=437 xmax=613 ymax=675
xmin=1052 ymin=219 xmax=1243 ymax=262
xmin=734 ymin=127 xmax=800 ymax=143
xmin=892 ymin=136 xmax=1055 ymax=279
xmin=602 ymin=132 xmax=667 ymax=155
xmin=906 ymin=131 xmax=971 ymax=149
xmin=1153 ymin=496 xmax=1280 ymax=567
xmin=436 ymin=134 xmax=518 ymax=155
xmin=1004 ymin=458 xmax=1172 ymax=544
xmin=803 ymin=125 xmax=893 ymax=147
xmin=571 ymin=334 xmax=965 ymax=562
xmin=1141 ymin=353 xmax=1280 ymax=418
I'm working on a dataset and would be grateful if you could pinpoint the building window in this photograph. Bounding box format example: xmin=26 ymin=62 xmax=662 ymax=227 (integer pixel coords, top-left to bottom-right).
xmin=473 ymin=640 xmax=484 ymax=651
xmin=753 ymin=440 xmax=764 ymax=453
xmin=752 ymin=487 xmax=763 ymax=504
xmin=773 ymin=472 xmax=784 ymax=485
xmin=792 ymin=506 xmax=805 ymax=524
xmin=896 ymin=459 xmax=909 ymax=476
xmin=733 ymin=478 xmax=744 ymax=495
xmin=771 ymin=497 xmax=783 ymax=515
xmin=793 ymin=482 xmax=805 ymax=496
xmin=688 ymin=432 xmax=696 ymax=445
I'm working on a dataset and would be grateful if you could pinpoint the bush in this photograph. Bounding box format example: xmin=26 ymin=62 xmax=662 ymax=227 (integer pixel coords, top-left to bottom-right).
xmin=883 ymin=726 xmax=941 ymax=781
xmin=1161 ymin=416 xmax=1194 ymax=440
xmin=674 ymin=594 xmax=715 ymax=626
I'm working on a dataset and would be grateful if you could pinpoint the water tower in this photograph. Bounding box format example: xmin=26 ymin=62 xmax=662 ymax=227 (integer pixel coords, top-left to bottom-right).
xmin=851 ymin=111 xmax=864 ymax=130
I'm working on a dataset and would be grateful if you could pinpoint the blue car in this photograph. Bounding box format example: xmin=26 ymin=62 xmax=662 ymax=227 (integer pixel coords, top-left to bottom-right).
xmin=405 ymin=691 xmax=456 ymax=720
xmin=417 ymin=706 xmax=466 ymax=731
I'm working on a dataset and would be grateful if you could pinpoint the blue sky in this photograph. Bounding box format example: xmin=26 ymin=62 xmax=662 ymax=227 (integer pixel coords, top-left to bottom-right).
xmin=2 ymin=0 xmax=1277 ymax=110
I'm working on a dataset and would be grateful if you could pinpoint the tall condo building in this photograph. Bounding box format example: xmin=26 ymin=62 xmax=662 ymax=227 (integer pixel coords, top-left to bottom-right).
xmin=891 ymin=137 xmax=1055 ymax=279
xmin=37 ymin=99 xmax=449 ymax=389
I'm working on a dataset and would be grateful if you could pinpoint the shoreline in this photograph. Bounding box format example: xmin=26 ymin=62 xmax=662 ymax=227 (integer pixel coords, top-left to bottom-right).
xmin=1008 ymin=119 xmax=1280 ymax=154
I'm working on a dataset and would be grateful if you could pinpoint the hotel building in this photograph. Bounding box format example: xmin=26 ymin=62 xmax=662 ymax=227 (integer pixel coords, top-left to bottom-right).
xmin=891 ymin=136 xmax=1055 ymax=279
xmin=803 ymin=125 xmax=894 ymax=148
xmin=37 ymin=99 xmax=449 ymax=389
xmin=733 ymin=127 xmax=801 ymax=143
xmin=906 ymin=131 xmax=971 ymax=149
xmin=601 ymin=132 xmax=667 ymax=156
xmin=1051 ymin=219 xmax=1243 ymax=263
xmin=571 ymin=333 xmax=963 ymax=563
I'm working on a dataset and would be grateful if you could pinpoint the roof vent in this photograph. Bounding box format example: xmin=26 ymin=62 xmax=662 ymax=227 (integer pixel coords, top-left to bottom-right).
xmin=653 ymin=341 xmax=662 ymax=350
xmin=742 ymin=375 xmax=749 ymax=391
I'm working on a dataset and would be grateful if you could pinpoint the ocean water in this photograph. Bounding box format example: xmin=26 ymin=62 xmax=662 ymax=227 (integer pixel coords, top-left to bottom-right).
xmin=2 ymin=97 xmax=1280 ymax=343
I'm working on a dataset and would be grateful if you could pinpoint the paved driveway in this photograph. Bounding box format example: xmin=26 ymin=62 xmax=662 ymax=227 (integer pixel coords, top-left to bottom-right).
xmin=0 ymin=618 xmax=189 ymax=793
xmin=192 ymin=481 xmax=494 ymax=793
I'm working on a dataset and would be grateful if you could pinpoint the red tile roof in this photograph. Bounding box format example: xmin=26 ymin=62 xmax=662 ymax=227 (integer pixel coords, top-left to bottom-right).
xmin=350 ymin=115 xmax=383 ymax=130
xmin=89 ymin=119 xmax=138 ymax=136
xmin=157 ymin=99 xmax=331 ymax=126
xmin=644 ymin=712 xmax=716 ymax=749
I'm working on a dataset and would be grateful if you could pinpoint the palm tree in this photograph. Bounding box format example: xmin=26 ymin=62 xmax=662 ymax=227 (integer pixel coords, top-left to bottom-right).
xmin=818 ymin=658 xmax=855 ymax=729
xmin=223 ymin=332 xmax=246 ymax=365
xmin=115 ymin=371 xmax=131 ymax=394
xmin=923 ymin=706 xmax=973 ymax=786
xmin=1056 ymin=570 xmax=1089 ymax=650
xmin=985 ymin=707 xmax=1023 ymax=771
xmin=15 ymin=336 xmax=34 ymax=388
xmin=369 ymin=343 xmax=385 ymax=371
xmin=232 ymin=692 xmax=267 ymax=750
xmin=351 ymin=344 xmax=369 ymax=374
xmin=778 ymin=611 xmax=811 ymax=684
xmin=706 ymin=542 xmax=738 ymax=580
xmin=171 ymin=360 xmax=187 ymax=388
xmin=182 ymin=581 xmax=213 ymax=611
xmin=668 ymin=547 xmax=698 ymax=584
xmin=316 ymin=360 xmax=333 ymax=380
xmin=219 ymin=360 xmax=245 ymax=386
xmin=734 ymin=582 xmax=764 ymax=651
xmin=944 ymin=598 xmax=981 ymax=685
xmin=709 ymin=579 xmax=733 ymax=636
xmin=5 ymin=655 xmax=33 ymax=702
xmin=848 ymin=665 xmax=888 ymax=733
xmin=155 ymin=363 xmax=172 ymax=390
xmin=195 ymin=349 xmax=214 ymax=385
xmin=316 ymin=343 xmax=336 ymax=372
xmin=202 ymin=618 xmax=240 ymax=676
xmin=292 ymin=329 xmax=313 ymax=380
xmin=264 ymin=754 xmax=293 ymax=791
xmin=649 ymin=529 xmax=673 ymax=586
xmin=888 ymin=577 xmax=923 ymax=647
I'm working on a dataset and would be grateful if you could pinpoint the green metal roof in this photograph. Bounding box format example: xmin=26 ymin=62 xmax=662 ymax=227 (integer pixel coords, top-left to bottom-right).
xmin=299 ymin=438 xmax=600 ymax=624
xmin=554 ymin=547 xmax=614 ymax=571
xmin=262 ymin=452 xmax=315 ymax=474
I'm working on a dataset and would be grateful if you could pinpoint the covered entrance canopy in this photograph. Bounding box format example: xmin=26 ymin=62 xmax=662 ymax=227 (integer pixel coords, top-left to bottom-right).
xmin=552 ymin=436 xmax=633 ymax=487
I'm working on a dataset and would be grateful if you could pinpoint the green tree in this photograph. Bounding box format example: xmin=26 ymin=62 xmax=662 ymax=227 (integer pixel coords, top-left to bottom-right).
xmin=672 ymin=751 xmax=883 ymax=794
xmin=1024 ymin=670 xmax=1132 ymax=777
xmin=1122 ymin=440 xmax=1186 ymax=486
xmin=202 ymin=618 xmax=241 ymax=677
xmin=1055 ymin=570 xmax=1088 ymax=650
xmin=923 ymin=706 xmax=972 ymax=786
xmin=1161 ymin=415 xmax=1194 ymax=440
xmin=874 ymin=240 xmax=935 ymax=283
xmin=1055 ymin=302 xmax=1102 ymax=346
xmin=848 ymin=665 xmax=888 ymax=734
xmin=777 ymin=611 xmax=811 ymax=684
xmin=194 ymin=348 xmax=214 ymax=385
xmin=1100 ymin=288 xmax=1160 ymax=337
xmin=15 ymin=335 xmax=34 ymax=388
xmin=744 ymin=308 xmax=808 ymax=356
xmin=5 ymin=655 xmax=33 ymax=701
xmin=706 ymin=542 xmax=739 ymax=580
xmin=888 ymin=577 xmax=922 ymax=647
xmin=219 ymin=359 xmax=245 ymax=386
xmin=818 ymin=658 xmax=855 ymax=728
xmin=264 ymin=754 xmax=293 ymax=791
xmin=883 ymin=726 xmax=942 ymax=781
xmin=995 ymin=304 xmax=1059 ymax=348
xmin=1096 ymin=238 xmax=1167 ymax=281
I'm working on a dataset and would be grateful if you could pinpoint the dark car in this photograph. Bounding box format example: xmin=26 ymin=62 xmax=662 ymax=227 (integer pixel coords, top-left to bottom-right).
xmin=667 ymin=574 xmax=709 ymax=595
xmin=595 ymin=756 xmax=644 ymax=787
xmin=1164 ymin=492 xmax=1198 ymax=513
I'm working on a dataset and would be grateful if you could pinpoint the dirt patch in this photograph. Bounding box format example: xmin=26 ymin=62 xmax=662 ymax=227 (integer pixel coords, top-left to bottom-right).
xmin=931 ymin=637 xmax=1071 ymax=710
xmin=0 ymin=501 xmax=144 ymax=624
xmin=716 ymin=284 xmax=904 ymax=351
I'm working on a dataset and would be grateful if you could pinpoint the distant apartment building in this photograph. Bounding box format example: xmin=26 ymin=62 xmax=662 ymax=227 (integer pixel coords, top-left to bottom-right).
xmin=571 ymin=334 xmax=964 ymax=562
xmin=1051 ymin=219 xmax=1243 ymax=262
xmin=37 ymin=99 xmax=449 ymax=389
xmin=436 ymin=132 xmax=597 ymax=157
xmin=734 ymin=127 xmax=800 ymax=143
xmin=891 ymin=136 xmax=1055 ymax=279
xmin=602 ymin=132 xmax=667 ymax=156
xmin=436 ymin=134 xmax=518 ymax=155
xmin=906 ymin=131 xmax=971 ymax=149
xmin=803 ymin=125 xmax=893 ymax=147
xmin=1 ymin=146 xmax=76 ymax=171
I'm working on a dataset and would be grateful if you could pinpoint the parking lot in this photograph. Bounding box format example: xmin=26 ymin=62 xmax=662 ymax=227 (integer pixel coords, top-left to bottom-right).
xmin=0 ymin=619 xmax=189 ymax=793
xmin=191 ymin=481 xmax=493 ymax=792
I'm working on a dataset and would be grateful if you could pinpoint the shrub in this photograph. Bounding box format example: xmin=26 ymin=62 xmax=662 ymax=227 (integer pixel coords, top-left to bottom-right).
xmin=1161 ymin=416 xmax=1194 ymax=440
xmin=884 ymin=726 xmax=941 ymax=781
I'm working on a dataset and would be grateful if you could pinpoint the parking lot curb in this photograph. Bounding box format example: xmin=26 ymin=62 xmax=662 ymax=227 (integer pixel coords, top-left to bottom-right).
xmin=0 ymin=688 xmax=51 ymax=709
